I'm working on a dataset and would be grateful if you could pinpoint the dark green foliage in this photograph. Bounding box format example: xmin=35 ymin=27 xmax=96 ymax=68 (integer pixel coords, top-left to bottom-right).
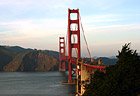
xmin=41 ymin=50 xmax=59 ymax=60
xmin=4 ymin=45 xmax=59 ymax=60
xmin=84 ymin=43 xmax=140 ymax=96
xmin=22 ymin=51 xmax=38 ymax=71
xmin=6 ymin=46 xmax=33 ymax=53
xmin=0 ymin=46 xmax=17 ymax=71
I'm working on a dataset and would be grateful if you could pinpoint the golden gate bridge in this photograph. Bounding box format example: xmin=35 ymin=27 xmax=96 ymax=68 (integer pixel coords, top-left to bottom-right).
xmin=59 ymin=9 xmax=106 ymax=95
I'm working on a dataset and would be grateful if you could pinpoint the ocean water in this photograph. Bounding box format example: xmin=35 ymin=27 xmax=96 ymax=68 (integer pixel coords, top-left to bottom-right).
xmin=0 ymin=72 xmax=76 ymax=96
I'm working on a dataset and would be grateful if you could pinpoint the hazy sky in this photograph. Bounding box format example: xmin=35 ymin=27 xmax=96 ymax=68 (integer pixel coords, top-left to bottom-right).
xmin=0 ymin=0 xmax=140 ymax=57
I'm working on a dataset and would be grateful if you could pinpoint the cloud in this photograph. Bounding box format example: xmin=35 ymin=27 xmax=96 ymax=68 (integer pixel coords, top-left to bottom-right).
xmin=83 ymin=24 xmax=140 ymax=35
xmin=0 ymin=18 xmax=68 ymax=42
xmin=89 ymin=41 xmax=132 ymax=47
xmin=0 ymin=0 xmax=69 ymax=11
xmin=81 ymin=14 xmax=125 ymax=25
xmin=80 ymin=23 xmax=140 ymax=57
xmin=81 ymin=40 xmax=140 ymax=57
xmin=0 ymin=0 xmax=127 ymax=18
xmin=69 ymin=0 xmax=127 ymax=10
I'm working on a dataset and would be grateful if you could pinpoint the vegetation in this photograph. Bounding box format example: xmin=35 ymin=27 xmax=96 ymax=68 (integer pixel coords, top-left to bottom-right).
xmin=3 ymin=52 xmax=28 ymax=71
xmin=0 ymin=46 xmax=17 ymax=71
xmin=5 ymin=45 xmax=59 ymax=59
xmin=84 ymin=43 xmax=140 ymax=96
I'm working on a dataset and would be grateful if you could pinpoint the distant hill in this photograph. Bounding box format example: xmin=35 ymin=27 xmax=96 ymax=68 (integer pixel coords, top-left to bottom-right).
xmin=108 ymin=56 xmax=117 ymax=59
xmin=3 ymin=52 xmax=28 ymax=71
xmin=5 ymin=46 xmax=33 ymax=53
xmin=0 ymin=46 xmax=17 ymax=71
xmin=0 ymin=45 xmax=58 ymax=72
xmin=96 ymin=57 xmax=118 ymax=65
xmin=41 ymin=50 xmax=59 ymax=60
xmin=84 ymin=57 xmax=118 ymax=65
xmin=22 ymin=51 xmax=58 ymax=71
xmin=4 ymin=45 xmax=59 ymax=60
xmin=3 ymin=51 xmax=58 ymax=72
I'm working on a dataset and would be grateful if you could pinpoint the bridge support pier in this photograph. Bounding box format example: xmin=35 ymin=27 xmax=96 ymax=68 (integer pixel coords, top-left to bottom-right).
xmin=68 ymin=60 xmax=72 ymax=83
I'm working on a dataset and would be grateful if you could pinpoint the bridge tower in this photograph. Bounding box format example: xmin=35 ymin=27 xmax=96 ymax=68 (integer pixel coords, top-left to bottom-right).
xmin=68 ymin=9 xmax=81 ymax=83
xmin=59 ymin=37 xmax=66 ymax=71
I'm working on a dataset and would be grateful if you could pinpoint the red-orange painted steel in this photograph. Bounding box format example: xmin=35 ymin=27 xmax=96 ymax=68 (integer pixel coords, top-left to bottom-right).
xmin=68 ymin=9 xmax=80 ymax=83
xmin=59 ymin=37 xmax=66 ymax=71
xmin=84 ymin=64 xmax=106 ymax=69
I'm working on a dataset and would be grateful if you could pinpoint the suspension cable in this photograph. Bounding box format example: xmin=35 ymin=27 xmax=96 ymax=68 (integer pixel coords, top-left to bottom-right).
xmin=79 ymin=15 xmax=91 ymax=59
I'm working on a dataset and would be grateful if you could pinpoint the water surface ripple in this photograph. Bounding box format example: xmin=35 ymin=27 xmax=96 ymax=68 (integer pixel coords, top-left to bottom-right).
xmin=0 ymin=72 xmax=76 ymax=96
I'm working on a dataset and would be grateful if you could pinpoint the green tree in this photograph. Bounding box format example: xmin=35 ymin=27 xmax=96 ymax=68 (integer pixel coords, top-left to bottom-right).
xmin=84 ymin=43 xmax=140 ymax=96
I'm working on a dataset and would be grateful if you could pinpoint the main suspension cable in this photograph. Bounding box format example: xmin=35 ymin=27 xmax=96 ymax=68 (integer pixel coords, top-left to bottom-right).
xmin=79 ymin=15 xmax=91 ymax=59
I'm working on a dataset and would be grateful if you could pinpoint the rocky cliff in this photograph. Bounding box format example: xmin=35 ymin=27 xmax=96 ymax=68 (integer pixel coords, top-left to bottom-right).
xmin=21 ymin=51 xmax=58 ymax=71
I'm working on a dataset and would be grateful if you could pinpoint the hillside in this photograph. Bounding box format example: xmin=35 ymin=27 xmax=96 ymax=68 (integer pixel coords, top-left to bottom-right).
xmin=0 ymin=46 xmax=17 ymax=71
xmin=3 ymin=52 xmax=28 ymax=71
xmin=0 ymin=46 xmax=58 ymax=72
xmin=4 ymin=45 xmax=59 ymax=60
xmin=5 ymin=46 xmax=33 ymax=53
xmin=21 ymin=51 xmax=58 ymax=71
xmin=3 ymin=51 xmax=58 ymax=72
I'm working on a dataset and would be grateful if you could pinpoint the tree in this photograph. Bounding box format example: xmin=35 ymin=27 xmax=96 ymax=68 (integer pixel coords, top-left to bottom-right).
xmin=84 ymin=43 xmax=140 ymax=96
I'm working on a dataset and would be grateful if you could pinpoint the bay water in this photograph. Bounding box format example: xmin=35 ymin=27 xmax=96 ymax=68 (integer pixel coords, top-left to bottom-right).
xmin=0 ymin=72 xmax=76 ymax=96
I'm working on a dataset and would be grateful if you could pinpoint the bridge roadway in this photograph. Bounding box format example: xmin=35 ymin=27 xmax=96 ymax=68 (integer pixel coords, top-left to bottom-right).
xmin=60 ymin=56 xmax=106 ymax=72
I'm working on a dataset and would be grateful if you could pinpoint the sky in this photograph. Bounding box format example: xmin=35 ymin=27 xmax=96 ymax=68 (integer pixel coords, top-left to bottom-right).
xmin=0 ymin=0 xmax=140 ymax=57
